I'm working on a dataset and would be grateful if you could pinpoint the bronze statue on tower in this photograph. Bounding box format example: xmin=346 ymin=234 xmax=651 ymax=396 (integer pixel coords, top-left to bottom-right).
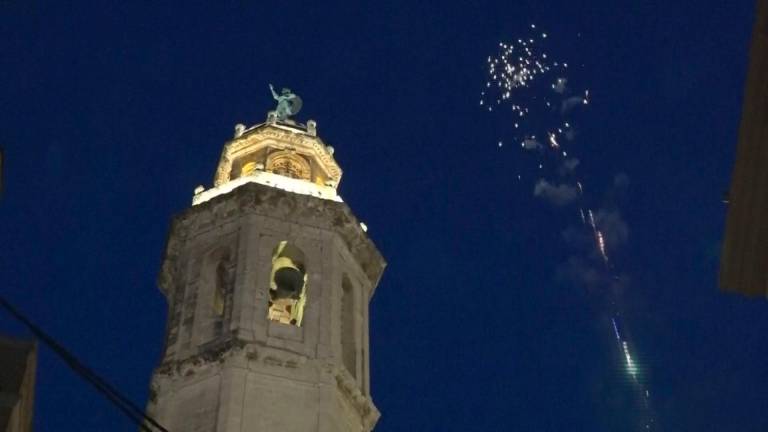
xmin=269 ymin=84 xmax=303 ymax=121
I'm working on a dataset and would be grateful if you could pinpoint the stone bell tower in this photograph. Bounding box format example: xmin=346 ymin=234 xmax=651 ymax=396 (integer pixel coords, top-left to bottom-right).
xmin=145 ymin=102 xmax=385 ymax=432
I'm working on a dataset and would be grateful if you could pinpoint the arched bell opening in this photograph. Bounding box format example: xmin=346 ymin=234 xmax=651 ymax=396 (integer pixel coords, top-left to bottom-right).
xmin=268 ymin=241 xmax=308 ymax=326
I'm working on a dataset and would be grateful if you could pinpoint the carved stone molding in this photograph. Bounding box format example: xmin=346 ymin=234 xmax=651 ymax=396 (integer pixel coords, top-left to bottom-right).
xmin=266 ymin=150 xmax=312 ymax=180
xmin=213 ymin=124 xmax=341 ymax=187
xmin=330 ymin=365 xmax=380 ymax=430
xmin=159 ymin=182 xmax=385 ymax=300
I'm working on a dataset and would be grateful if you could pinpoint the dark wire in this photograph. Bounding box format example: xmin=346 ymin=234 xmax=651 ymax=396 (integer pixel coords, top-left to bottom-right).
xmin=0 ymin=296 xmax=170 ymax=432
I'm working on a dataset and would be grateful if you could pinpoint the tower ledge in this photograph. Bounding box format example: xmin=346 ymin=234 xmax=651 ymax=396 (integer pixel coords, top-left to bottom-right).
xmin=193 ymin=170 xmax=341 ymax=205
xmin=150 ymin=339 xmax=381 ymax=431
xmin=164 ymin=181 xmax=386 ymax=297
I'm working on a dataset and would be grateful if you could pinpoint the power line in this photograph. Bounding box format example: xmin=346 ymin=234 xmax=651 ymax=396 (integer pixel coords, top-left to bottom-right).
xmin=0 ymin=296 xmax=169 ymax=432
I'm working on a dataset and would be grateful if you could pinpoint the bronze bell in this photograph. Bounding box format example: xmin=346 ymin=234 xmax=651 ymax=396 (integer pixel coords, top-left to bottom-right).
xmin=271 ymin=265 xmax=305 ymax=300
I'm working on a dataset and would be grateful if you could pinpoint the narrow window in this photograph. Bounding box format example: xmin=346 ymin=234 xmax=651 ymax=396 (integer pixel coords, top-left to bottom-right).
xmin=213 ymin=261 xmax=227 ymax=317
xmin=341 ymin=275 xmax=356 ymax=378
xmin=200 ymin=247 xmax=232 ymax=341
xmin=268 ymin=241 xmax=307 ymax=326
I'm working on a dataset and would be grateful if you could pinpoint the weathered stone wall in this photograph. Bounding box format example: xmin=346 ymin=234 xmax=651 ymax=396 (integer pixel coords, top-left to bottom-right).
xmin=147 ymin=182 xmax=384 ymax=431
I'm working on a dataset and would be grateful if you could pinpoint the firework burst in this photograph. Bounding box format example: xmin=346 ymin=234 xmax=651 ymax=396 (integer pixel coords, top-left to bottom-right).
xmin=483 ymin=25 xmax=657 ymax=431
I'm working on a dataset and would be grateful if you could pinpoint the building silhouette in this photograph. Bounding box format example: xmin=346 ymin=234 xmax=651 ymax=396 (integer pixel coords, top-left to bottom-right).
xmin=0 ymin=335 xmax=36 ymax=432
xmin=720 ymin=0 xmax=768 ymax=297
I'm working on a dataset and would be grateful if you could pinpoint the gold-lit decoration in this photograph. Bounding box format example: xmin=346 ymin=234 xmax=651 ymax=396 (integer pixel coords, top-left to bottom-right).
xmin=213 ymin=125 xmax=342 ymax=187
xmin=240 ymin=161 xmax=258 ymax=177
xmin=267 ymin=152 xmax=311 ymax=181
xmin=268 ymin=241 xmax=307 ymax=326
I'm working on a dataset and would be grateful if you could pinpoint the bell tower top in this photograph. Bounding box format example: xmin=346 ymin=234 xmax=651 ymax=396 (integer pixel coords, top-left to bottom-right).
xmin=193 ymin=87 xmax=343 ymax=206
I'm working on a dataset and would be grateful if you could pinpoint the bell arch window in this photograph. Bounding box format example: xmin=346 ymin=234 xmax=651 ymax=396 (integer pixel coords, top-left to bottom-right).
xmin=213 ymin=260 xmax=227 ymax=317
xmin=268 ymin=241 xmax=308 ymax=326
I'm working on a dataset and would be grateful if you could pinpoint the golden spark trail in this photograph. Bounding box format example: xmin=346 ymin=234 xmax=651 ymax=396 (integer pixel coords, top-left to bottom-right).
xmin=483 ymin=24 xmax=658 ymax=431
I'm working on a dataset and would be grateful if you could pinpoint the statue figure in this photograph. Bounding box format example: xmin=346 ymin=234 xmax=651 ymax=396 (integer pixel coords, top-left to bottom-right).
xmin=269 ymin=84 xmax=303 ymax=121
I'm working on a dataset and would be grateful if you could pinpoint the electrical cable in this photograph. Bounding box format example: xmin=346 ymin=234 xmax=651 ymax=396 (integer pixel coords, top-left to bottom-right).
xmin=0 ymin=295 xmax=169 ymax=432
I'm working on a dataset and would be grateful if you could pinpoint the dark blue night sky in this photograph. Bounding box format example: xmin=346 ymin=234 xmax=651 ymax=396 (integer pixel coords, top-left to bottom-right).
xmin=2 ymin=1 xmax=767 ymax=431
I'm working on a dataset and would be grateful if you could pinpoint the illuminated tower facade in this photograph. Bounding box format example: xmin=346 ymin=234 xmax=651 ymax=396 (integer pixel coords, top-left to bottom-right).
xmin=146 ymin=110 xmax=385 ymax=431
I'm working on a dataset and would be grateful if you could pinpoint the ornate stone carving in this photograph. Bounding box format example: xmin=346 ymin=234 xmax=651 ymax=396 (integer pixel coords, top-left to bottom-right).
xmin=266 ymin=151 xmax=311 ymax=180
xmin=332 ymin=366 xmax=381 ymax=430
xmin=164 ymin=182 xmax=385 ymax=292
xmin=155 ymin=338 xmax=247 ymax=378
xmin=213 ymin=124 xmax=341 ymax=187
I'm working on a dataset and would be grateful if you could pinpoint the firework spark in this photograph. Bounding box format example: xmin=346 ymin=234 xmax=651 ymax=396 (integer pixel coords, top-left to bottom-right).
xmin=483 ymin=25 xmax=657 ymax=431
xmin=596 ymin=230 xmax=609 ymax=263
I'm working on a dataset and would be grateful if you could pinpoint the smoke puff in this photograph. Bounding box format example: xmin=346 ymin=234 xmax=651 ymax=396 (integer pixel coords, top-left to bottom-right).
xmin=562 ymin=225 xmax=592 ymax=248
xmin=523 ymin=138 xmax=542 ymax=150
xmin=561 ymin=96 xmax=585 ymax=114
xmin=559 ymin=158 xmax=580 ymax=175
xmin=557 ymin=256 xmax=630 ymax=293
xmin=595 ymin=209 xmax=629 ymax=248
xmin=614 ymin=172 xmax=630 ymax=189
xmin=557 ymin=256 xmax=604 ymax=288
xmin=534 ymin=179 xmax=579 ymax=206
xmin=553 ymin=77 xmax=567 ymax=94
xmin=564 ymin=158 xmax=580 ymax=171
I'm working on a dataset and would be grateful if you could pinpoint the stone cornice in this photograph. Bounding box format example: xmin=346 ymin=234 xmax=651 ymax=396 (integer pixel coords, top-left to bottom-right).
xmin=331 ymin=365 xmax=380 ymax=431
xmin=214 ymin=124 xmax=342 ymax=187
xmin=159 ymin=182 xmax=385 ymax=299
xmin=152 ymin=340 xmax=380 ymax=431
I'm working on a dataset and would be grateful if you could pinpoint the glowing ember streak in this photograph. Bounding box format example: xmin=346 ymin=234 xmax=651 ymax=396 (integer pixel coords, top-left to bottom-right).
xmin=596 ymin=230 xmax=608 ymax=262
xmin=548 ymin=132 xmax=560 ymax=149
xmin=587 ymin=209 xmax=596 ymax=229
xmin=622 ymin=341 xmax=638 ymax=378
xmin=611 ymin=317 xmax=621 ymax=341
